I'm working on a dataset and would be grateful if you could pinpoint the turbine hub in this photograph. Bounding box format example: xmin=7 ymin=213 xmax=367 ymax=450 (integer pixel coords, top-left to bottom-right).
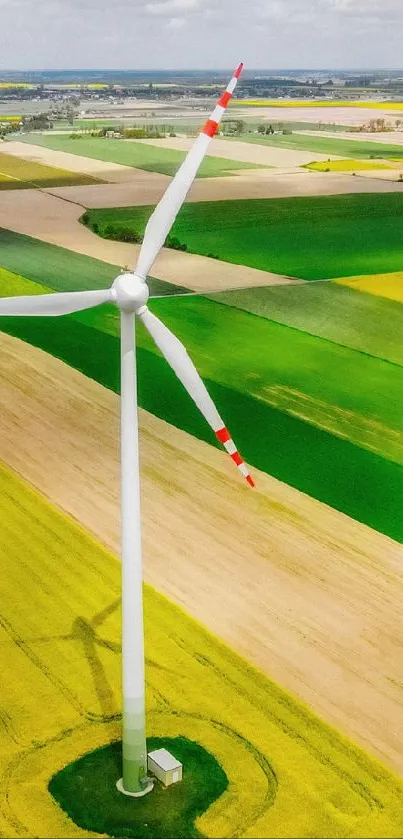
xmin=112 ymin=273 xmax=149 ymax=312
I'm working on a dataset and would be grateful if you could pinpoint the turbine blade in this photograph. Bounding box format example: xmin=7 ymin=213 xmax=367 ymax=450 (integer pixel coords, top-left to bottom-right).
xmin=138 ymin=305 xmax=254 ymax=487
xmin=0 ymin=288 xmax=113 ymax=316
xmin=135 ymin=63 xmax=244 ymax=280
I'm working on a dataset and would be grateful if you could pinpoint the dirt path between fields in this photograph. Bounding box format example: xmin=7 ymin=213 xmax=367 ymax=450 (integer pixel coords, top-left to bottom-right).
xmin=1 ymin=331 xmax=403 ymax=775
xmin=299 ymin=129 xmax=403 ymax=145
xmin=0 ymin=188 xmax=296 ymax=292
xmin=44 ymin=166 xmax=403 ymax=208
xmin=1 ymin=171 xmax=401 ymax=292
xmin=135 ymin=136 xmax=342 ymax=167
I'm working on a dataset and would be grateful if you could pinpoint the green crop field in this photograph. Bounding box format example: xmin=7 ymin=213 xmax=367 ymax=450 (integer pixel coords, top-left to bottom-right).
xmin=1 ymin=259 xmax=403 ymax=541
xmin=2 ymin=462 xmax=403 ymax=838
xmin=0 ymin=228 xmax=188 ymax=297
xmin=208 ymin=281 xmax=403 ymax=366
xmin=0 ymin=150 xmax=105 ymax=189
xmin=17 ymin=133 xmax=265 ymax=178
xmin=86 ymin=193 xmax=403 ymax=280
xmin=229 ymin=131 xmax=403 ymax=159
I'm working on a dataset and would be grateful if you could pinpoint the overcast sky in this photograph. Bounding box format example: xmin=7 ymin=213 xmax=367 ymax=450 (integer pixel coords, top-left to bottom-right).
xmin=0 ymin=0 xmax=401 ymax=70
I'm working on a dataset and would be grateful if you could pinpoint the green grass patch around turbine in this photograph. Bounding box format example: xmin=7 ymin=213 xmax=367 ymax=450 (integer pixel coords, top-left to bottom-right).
xmin=85 ymin=193 xmax=403 ymax=280
xmin=17 ymin=133 xmax=266 ymax=178
xmin=49 ymin=737 xmax=228 ymax=839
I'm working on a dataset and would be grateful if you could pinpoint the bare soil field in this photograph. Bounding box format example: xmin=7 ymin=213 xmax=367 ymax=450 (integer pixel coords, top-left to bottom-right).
xmin=299 ymin=129 xmax=403 ymax=145
xmin=232 ymin=104 xmax=403 ymax=125
xmin=0 ymin=331 xmax=403 ymax=775
xmin=136 ymin=136 xmax=341 ymax=167
xmin=354 ymin=168 xmax=403 ymax=182
xmin=43 ymin=166 xmax=403 ymax=209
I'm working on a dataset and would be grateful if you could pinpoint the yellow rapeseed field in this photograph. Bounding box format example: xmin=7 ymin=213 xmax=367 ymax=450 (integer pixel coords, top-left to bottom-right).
xmin=1 ymin=461 xmax=403 ymax=838
xmin=233 ymin=99 xmax=403 ymax=109
xmin=0 ymin=83 xmax=33 ymax=89
xmin=336 ymin=272 xmax=403 ymax=303
xmin=0 ymin=151 xmax=104 ymax=189
xmin=305 ymin=159 xmax=394 ymax=172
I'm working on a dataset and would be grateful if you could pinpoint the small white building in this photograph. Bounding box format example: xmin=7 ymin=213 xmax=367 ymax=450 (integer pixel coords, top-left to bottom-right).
xmin=147 ymin=748 xmax=183 ymax=787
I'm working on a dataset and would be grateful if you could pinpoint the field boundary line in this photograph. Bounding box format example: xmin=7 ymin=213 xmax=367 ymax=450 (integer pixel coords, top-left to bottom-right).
xmin=205 ymin=293 xmax=403 ymax=376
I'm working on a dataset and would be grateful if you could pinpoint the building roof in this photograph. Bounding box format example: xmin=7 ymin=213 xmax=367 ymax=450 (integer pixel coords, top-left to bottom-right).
xmin=148 ymin=748 xmax=182 ymax=771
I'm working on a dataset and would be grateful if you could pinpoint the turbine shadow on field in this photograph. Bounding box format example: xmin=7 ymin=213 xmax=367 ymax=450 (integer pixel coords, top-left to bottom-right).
xmin=29 ymin=598 xmax=121 ymax=719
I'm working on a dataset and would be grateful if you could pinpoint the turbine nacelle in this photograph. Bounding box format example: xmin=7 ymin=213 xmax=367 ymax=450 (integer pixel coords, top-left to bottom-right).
xmin=112 ymin=272 xmax=149 ymax=312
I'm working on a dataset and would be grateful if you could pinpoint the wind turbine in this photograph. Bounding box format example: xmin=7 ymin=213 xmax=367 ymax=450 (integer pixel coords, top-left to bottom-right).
xmin=0 ymin=62 xmax=254 ymax=797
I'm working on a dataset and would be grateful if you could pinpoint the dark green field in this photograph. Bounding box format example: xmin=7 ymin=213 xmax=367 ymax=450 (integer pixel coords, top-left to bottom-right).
xmin=209 ymin=281 xmax=403 ymax=365
xmin=85 ymin=193 xmax=403 ymax=280
xmin=17 ymin=133 xmax=265 ymax=178
xmin=0 ymin=228 xmax=188 ymax=297
xmin=1 ymin=250 xmax=402 ymax=541
xmin=232 ymin=131 xmax=403 ymax=159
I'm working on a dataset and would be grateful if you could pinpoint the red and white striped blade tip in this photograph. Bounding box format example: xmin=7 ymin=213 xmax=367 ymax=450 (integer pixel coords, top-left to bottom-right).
xmin=201 ymin=62 xmax=244 ymax=139
xmin=216 ymin=426 xmax=255 ymax=488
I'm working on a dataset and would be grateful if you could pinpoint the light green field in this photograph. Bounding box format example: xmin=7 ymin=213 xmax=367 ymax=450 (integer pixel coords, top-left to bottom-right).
xmin=0 ymin=150 xmax=104 ymax=189
xmin=85 ymin=193 xmax=403 ymax=280
xmin=17 ymin=133 xmax=266 ymax=178
xmin=1 ymin=460 xmax=403 ymax=838
xmin=208 ymin=281 xmax=403 ymax=365
xmin=228 ymin=131 xmax=403 ymax=160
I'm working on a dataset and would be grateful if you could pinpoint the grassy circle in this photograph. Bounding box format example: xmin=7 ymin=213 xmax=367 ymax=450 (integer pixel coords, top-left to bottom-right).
xmin=49 ymin=736 xmax=228 ymax=838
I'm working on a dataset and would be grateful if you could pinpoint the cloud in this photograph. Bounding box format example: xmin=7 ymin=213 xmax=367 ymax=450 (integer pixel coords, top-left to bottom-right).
xmin=0 ymin=0 xmax=401 ymax=68
xmin=166 ymin=15 xmax=187 ymax=27
xmin=258 ymin=0 xmax=402 ymax=24
xmin=145 ymin=0 xmax=199 ymax=16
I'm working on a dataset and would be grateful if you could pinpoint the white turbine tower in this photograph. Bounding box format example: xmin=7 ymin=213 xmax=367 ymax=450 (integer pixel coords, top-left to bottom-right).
xmin=0 ymin=63 xmax=254 ymax=797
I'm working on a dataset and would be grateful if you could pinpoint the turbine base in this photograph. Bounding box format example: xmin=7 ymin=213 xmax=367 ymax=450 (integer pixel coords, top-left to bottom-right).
xmin=116 ymin=777 xmax=154 ymax=798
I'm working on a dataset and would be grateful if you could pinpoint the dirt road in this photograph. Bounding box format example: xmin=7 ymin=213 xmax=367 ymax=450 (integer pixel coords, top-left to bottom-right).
xmin=1 ymin=331 xmax=403 ymax=775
